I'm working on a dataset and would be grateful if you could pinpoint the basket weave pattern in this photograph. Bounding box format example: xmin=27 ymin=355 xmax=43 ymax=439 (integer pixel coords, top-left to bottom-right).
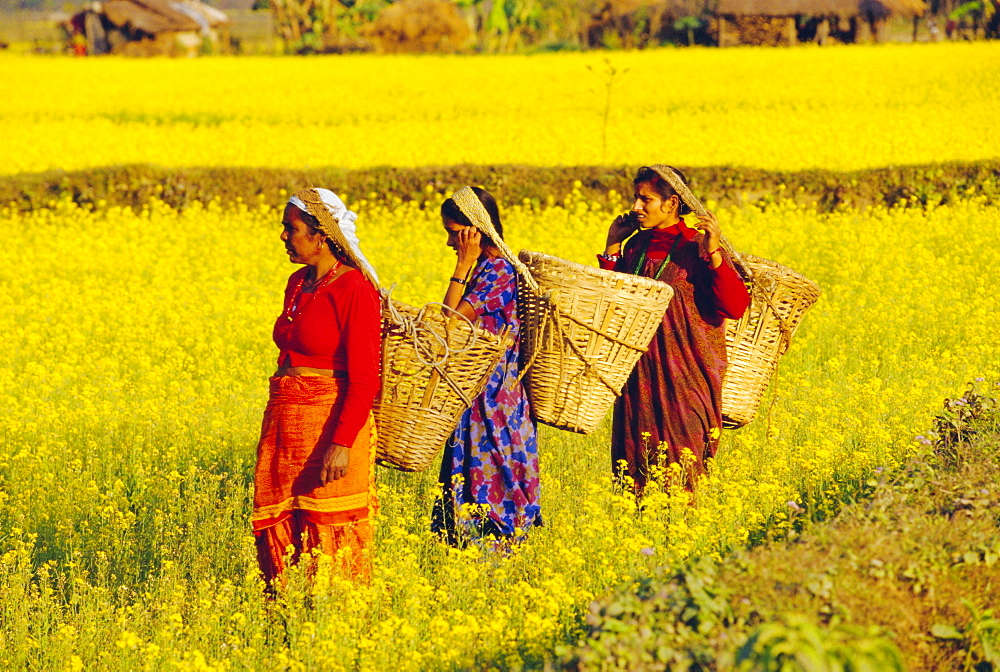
xmin=517 ymin=250 xmax=675 ymax=434
xmin=374 ymin=299 xmax=510 ymax=472
xmin=721 ymin=254 xmax=821 ymax=428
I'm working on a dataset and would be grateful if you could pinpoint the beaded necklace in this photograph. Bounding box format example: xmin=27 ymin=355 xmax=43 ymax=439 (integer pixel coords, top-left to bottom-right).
xmin=283 ymin=262 xmax=342 ymax=322
xmin=632 ymin=230 xmax=684 ymax=281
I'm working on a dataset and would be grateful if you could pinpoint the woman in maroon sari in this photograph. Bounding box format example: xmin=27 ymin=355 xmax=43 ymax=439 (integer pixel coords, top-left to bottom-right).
xmin=597 ymin=166 xmax=750 ymax=490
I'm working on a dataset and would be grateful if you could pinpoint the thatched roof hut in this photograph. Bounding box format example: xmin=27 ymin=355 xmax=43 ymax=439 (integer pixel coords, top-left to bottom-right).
xmin=102 ymin=0 xmax=229 ymax=36
xmin=67 ymin=0 xmax=229 ymax=55
xmin=603 ymin=0 xmax=705 ymax=15
xmin=716 ymin=0 xmax=925 ymax=18
xmin=714 ymin=0 xmax=925 ymax=45
xmin=715 ymin=0 xmax=927 ymax=18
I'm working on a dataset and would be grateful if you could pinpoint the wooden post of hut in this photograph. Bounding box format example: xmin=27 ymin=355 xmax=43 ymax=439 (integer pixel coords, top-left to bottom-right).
xmin=98 ymin=0 xmax=230 ymax=55
xmin=784 ymin=15 xmax=797 ymax=43
xmin=816 ymin=16 xmax=830 ymax=43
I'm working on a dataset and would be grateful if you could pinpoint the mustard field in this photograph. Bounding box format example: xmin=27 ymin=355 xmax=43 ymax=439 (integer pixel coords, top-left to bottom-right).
xmin=1 ymin=189 xmax=998 ymax=668
xmin=1 ymin=41 xmax=999 ymax=668
xmin=1 ymin=41 xmax=999 ymax=175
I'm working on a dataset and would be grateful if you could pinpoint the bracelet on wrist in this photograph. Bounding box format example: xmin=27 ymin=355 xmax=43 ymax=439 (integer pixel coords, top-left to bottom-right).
xmin=449 ymin=276 xmax=467 ymax=285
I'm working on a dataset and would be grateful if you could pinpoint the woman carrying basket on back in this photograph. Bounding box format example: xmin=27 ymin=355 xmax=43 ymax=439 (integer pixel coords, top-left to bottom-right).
xmin=252 ymin=188 xmax=382 ymax=587
xmin=431 ymin=186 xmax=541 ymax=547
xmin=598 ymin=166 xmax=750 ymax=491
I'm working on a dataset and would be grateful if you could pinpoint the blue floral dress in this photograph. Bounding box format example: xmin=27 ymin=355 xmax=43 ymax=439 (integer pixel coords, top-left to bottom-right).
xmin=432 ymin=256 xmax=541 ymax=543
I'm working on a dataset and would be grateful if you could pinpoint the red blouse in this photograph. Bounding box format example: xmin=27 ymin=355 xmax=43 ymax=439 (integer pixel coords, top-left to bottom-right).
xmin=272 ymin=267 xmax=382 ymax=447
xmin=598 ymin=223 xmax=749 ymax=320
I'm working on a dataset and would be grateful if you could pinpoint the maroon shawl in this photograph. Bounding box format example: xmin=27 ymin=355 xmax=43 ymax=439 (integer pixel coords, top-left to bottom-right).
xmin=609 ymin=225 xmax=748 ymax=489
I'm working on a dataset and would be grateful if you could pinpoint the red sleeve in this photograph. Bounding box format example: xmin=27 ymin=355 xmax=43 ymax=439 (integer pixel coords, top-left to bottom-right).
xmin=331 ymin=277 xmax=382 ymax=447
xmin=710 ymin=256 xmax=751 ymax=320
xmin=596 ymin=253 xmax=618 ymax=271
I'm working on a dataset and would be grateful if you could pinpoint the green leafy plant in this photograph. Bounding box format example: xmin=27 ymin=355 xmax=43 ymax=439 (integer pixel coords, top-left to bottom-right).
xmin=565 ymin=557 xmax=734 ymax=670
xmin=926 ymin=379 xmax=999 ymax=464
xmin=673 ymin=15 xmax=703 ymax=46
xmin=931 ymin=599 xmax=1000 ymax=671
xmin=735 ymin=615 xmax=905 ymax=672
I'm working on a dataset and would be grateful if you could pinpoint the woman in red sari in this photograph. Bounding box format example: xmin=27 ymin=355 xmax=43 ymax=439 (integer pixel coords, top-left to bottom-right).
xmin=252 ymin=187 xmax=381 ymax=586
xmin=597 ymin=166 xmax=750 ymax=490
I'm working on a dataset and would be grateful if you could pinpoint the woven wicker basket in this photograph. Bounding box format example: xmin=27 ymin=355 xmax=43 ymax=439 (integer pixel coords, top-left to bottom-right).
xmin=516 ymin=250 xmax=675 ymax=434
xmin=721 ymin=254 xmax=822 ymax=428
xmin=374 ymin=297 xmax=511 ymax=472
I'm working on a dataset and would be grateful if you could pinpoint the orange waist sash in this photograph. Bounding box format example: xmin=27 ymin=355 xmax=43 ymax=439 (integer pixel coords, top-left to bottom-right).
xmin=252 ymin=375 xmax=377 ymax=531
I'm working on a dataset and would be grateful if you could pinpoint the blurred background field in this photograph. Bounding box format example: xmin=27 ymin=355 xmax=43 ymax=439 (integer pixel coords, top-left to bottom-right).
xmin=1 ymin=42 xmax=999 ymax=175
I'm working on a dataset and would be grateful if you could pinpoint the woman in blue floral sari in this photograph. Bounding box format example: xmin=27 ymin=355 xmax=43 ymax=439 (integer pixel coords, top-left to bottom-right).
xmin=430 ymin=187 xmax=541 ymax=546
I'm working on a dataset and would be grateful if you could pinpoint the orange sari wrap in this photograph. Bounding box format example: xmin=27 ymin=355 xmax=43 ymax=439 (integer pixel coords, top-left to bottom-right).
xmin=252 ymin=375 xmax=378 ymax=581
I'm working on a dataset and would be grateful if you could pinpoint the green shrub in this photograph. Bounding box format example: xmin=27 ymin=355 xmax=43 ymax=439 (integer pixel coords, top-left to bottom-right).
xmin=564 ymin=557 xmax=736 ymax=670
xmin=3 ymin=161 xmax=1000 ymax=213
xmin=735 ymin=616 xmax=904 ymax=672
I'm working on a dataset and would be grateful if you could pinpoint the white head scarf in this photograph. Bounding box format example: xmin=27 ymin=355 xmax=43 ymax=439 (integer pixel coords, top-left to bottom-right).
xmin=288 ymin=188 xmax=380 ymax=287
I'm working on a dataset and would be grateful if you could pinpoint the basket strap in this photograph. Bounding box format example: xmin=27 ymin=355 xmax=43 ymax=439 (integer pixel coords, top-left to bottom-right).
xmin=382 ymin=287 xmax=454 ymax=368
xmin=452 ymin=187 xmax=541 ymax=294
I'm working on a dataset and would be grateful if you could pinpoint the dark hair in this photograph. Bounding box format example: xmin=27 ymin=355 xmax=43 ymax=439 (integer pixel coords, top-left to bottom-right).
xmin=289 ymin=203 xmax=347 ymax=259
xmin=440 ymin=186 xmax=504 ymax=244
xmin=296 ymin=206 xmax=322 ymax=234
xmin=633 ymin=166 xmax=692 ymax=216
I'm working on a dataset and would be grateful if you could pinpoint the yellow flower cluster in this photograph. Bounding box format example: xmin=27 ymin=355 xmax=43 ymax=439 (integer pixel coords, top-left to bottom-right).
xmin=1 ymin=41 xmax=999 ymax=176
xmin=0 ymin=189 xmax=996 ymax=668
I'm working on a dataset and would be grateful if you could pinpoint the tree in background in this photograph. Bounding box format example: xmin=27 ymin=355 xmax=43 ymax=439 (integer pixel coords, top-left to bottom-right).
xmin=948 ymin=0 xmax=999 ymax=37
xmin=453 ymin=0 xmax=584 ymax=52
xmin=266 ymin=0 xmax=388 ymax=52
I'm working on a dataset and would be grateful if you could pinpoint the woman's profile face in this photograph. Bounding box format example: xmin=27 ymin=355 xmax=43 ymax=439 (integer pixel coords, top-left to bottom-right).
xmin=632 ymin=181 xmax=678 ymax=229
xmin=443 ymin=217 xmax=467 ymax=253
xmin=280 ymin=204 xmax=325 ymax=264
